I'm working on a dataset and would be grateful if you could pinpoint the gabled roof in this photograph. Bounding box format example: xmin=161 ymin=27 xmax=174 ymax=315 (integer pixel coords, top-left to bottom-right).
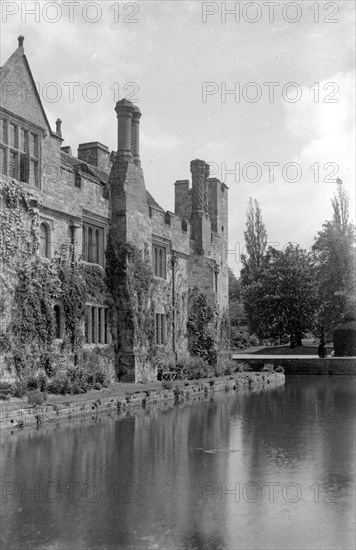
xmin=61 ymin=149 xmax=164 ymax=209
xmin=60 ymin=151 xmax=109 ymax=185
xmin=0 ymin=36 xmax=56 ymax=137
xmin=146 ymin=190 xmax=164 ymax=212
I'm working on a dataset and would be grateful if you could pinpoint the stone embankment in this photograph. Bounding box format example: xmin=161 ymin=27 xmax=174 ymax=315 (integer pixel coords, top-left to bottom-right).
xmin=1 ymin=372 xmax=284 ymax=430
xmin=232 ymin=355 xmax=356 ymax=375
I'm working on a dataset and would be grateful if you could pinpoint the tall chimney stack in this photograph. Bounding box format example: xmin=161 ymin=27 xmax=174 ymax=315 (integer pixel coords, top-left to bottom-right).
xmin=131 ymin=106 xmax=141 ymax=161
xmin=115 ymin=99 xmax=135 ymax=158
xmin=190 ymin=159 xmax=211 ymax=252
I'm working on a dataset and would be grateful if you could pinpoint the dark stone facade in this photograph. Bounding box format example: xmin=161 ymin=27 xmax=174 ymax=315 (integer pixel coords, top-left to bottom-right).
xmin=0 ymin=37 xmax=229 ymax=383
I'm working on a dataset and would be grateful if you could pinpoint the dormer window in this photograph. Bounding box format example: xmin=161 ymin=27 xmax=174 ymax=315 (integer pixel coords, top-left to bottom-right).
xmin=0 ymin=116 xmax=40 ymax=187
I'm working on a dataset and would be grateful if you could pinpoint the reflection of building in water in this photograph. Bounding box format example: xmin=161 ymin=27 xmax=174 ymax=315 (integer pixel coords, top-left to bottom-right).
xmin=130 ymin=396 xmax=232 ymax=547
xmin=1 ymin=379 xmax=355 ymax=549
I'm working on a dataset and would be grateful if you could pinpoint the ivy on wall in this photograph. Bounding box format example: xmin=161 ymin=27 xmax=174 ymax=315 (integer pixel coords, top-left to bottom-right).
xmin=106 ymin=238 xmax=154 ymax=374
xmin=187 ymin=291 xmax=219 ymax=366
xmin=0 ymin=178 xmax=39 ymax=264
xmin=0 ymin=177 xmax=113 ymax=382
xmin=4 ymin=258 xmax=109 ymax=379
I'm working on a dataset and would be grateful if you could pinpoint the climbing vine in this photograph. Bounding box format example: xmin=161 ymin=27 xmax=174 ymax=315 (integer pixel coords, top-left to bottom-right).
xmin=57 ymin=261 xmax=87 ymax=349
xmin=106 ymin=238 xmax=154 ymax=373
xmin=0 ymin=178 xmax=40 ymax=263
xmin=2 ymin=256 xmax=109 ymax=380
xmin=187 ymin=291 xmax=219 ymax=366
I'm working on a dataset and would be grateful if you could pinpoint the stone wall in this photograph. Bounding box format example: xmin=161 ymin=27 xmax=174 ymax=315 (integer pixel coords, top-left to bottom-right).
xmin=0 ymin=38 xmax=230 ymax=384
xmin=232 ymin=356 xmax=356 ymax=375
xmin=0 ymin=372 xmax=285 ymax=430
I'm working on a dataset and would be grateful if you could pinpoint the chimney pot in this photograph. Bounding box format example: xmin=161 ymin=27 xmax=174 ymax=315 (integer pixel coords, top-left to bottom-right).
xmin=18 ymin=35 xmax=24 ymax=48
xmin=55 ymin=118 xmax=62 ymax=137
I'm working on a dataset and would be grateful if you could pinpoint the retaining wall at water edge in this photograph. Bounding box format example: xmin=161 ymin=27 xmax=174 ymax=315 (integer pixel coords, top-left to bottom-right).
xmin=0 ymin=372 xmax=284 ymax=430
xmin=232 ymin=355 xmax=356 ymax=375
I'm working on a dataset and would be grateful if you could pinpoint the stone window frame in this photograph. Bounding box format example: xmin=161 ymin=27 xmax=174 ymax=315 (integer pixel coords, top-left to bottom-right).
xmin=53 ymin=303 xmax=64 ymax=340
xmin=155 ymin=313 xmax=166 ymax=345
xmin=152 ymin=242 xmax=168 ymax=279
xmin=84 ymin=304 xmax=111 ymax=345
xmin=213 ymin=266 xmax=220 ymax=294
xmin=39 ymin=221 xmax=51 ymax=259
xmin=81 ymin=218 xmax=106 ymax=267
xmin=0 ymin=113 xmax=41 ymax=188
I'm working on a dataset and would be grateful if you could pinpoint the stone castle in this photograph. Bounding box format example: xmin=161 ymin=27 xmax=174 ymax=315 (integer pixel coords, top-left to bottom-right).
xmin=0 ymin=37 xmax=228 ymax=383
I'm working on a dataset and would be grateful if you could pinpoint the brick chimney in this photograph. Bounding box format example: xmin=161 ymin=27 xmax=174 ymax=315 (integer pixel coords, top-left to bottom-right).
xmin=131 ymin=106 xmax=141 ymax=161
xmin=191 ymin=159 xmax=206 ymax=214
xmin=190 ymin=159 xmax=211 ymax=252
xmin=77 ymin=142 xmax=110 ymax=171
xmin=115 ymin=99 xmax=134 ymax=158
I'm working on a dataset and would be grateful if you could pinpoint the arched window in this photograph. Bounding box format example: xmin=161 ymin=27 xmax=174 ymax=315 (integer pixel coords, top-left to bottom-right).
xmin=39 ymin=223 xmax=50 ymax=258
xmin=53 ymin=304 xmax=62 ymax=339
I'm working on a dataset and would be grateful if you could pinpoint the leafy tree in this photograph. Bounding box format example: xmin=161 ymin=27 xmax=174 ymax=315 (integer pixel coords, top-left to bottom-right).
xmin=228 ymin=267 xmax=242 ymax=326
xmin=243 ymin=245 xmax=318 ymax=345
xmin=312 ymin=179 xmax=356 ymax=338
xmin=240 ymin=198 xmax=268 ymax=336
xmin=240 ymin=198 xmax=268 ymax=286
xmin=228 ymin=268 xmax=240 ymax=301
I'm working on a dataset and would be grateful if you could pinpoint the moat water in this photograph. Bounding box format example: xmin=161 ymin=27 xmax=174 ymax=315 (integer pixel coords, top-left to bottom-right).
xmin=1 ymin=376 xmax=355 ymax=550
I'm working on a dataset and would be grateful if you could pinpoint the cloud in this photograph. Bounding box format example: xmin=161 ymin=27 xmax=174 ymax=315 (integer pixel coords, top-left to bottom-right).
xmin=284 ymin=71 xmax=355 ymax=213
xmin=198 ymin=140 xmax=227 ymax=156
xmin=141 ymin=132 xmax=181 ymax=151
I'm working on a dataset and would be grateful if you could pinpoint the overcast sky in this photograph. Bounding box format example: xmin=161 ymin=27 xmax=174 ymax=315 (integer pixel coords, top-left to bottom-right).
xmin=1 ymin=0 xmax=355 ymax=275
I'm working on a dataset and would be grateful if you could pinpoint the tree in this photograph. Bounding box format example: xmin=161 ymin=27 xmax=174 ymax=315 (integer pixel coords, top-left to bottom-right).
xmin=228 ymin=268 xmax=243 ymax=328
xmin=243 ymin=245 xmax=318 ymax=345
xmin=240 ymin=198 xmax=268 ymax=336
xmin=228 ymin=268 xmax=240 ymax=302
xmin=240 ymin=198 xmax=268 ymax=286
xmin=312 ymin=179 xmax=356 ymax=338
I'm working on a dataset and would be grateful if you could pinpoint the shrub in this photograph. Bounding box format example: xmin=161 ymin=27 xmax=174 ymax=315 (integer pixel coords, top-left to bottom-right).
xmin=176 ymin=355 xmax=213 ymax=380
xmin=274 ymin=365 xmax=285 ymax=373
xmin=230 ymin=327 xmax=259 ymax=350
xmin=44 ymin=357 xmax=58 ymax=378
xmin=262 ymin=364 xmax=274 ymax=372
xmin=12 ymin=380 xmax=27 ymax=397
xmin=235 ymin=362 xmax=252 ymax=373
xmin=0 ymin=391 xmax=10 ymax=400
xmin=26 ymin=373 xmax=48 ymax=392
xmin=27 ymin=376 xmax=39 ymax=390
xmin=27 ymin=390 xmax=46 ymax=406
xmin=173 ymin=385 xmax=182 ymax=399
xmin=0 ymin=382 xmax=13 ymax=395
xmin=47 ymin=375 xmax=71 ymax=395
xmin=215 ymin=354 xmax=236 ymax=377
xmin=162 ymin=381 xmax=173 ymax=390
xmin=249 ymin=334 xmax=260 ymax=346
xmin=37 ymin=373 xmax=48 ymax=392
xmin=46 ymin=362 xmax=110 ymax=395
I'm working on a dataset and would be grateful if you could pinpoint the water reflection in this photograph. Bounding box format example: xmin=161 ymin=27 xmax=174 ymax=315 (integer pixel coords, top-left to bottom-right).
xmin=1 ymin=376 xmax=355 ymax=550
